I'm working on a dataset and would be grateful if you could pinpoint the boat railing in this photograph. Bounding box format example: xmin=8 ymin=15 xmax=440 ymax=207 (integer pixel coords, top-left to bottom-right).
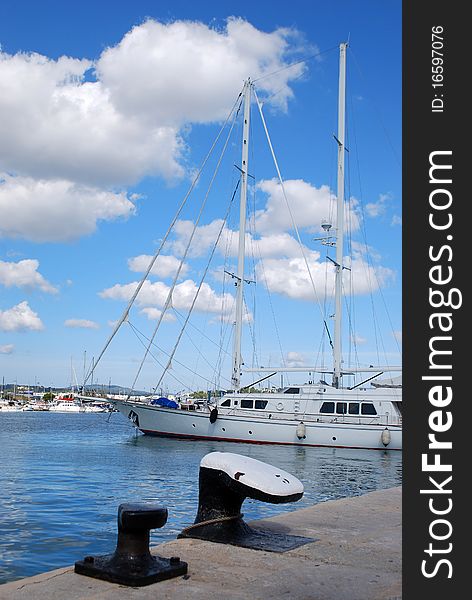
xmin=219 ymin=406 xmax=402 ymax=426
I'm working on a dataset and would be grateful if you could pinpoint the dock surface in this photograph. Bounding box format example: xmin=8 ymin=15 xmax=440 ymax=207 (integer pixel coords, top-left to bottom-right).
xmin=0 ymin=486 xmax=401 ymax=600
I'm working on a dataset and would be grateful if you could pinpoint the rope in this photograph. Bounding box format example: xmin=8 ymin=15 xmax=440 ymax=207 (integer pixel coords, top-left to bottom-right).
xmin=180 ymin=513 xmax=244 ymax=534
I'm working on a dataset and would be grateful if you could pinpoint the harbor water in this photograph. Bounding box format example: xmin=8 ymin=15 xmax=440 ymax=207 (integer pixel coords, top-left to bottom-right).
xmin=0 ymin=411 xmax=402 ymax=584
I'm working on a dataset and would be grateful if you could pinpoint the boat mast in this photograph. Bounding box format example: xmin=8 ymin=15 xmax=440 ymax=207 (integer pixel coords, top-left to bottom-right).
xmin=333 ymin=42 xmax=347 ymax=389
xmin=231 ymin=79 xmax=251 ymax=390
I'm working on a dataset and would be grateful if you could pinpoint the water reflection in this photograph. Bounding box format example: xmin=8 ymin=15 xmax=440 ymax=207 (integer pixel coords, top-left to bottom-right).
xmin=0 ymin=412 xmax=401 ymax=583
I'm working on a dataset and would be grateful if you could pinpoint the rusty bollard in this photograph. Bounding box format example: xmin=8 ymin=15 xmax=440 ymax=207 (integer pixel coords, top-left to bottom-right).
xmin=75 ymin=503 xmax=187 ymax=586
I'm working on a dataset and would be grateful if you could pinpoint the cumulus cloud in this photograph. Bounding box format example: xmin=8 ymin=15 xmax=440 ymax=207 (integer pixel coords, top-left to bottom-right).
xmin=100 ymin=279 xmax=235 ymax=316
xmin=128 ymin=254 xmax=189 ymax=278
xmin=0 ymin=344 xmax=14 ymax=354
xmin=365 ymin=192 xmax=394 ymax=218
xmin=0 ymin=258 xmax=58 ymax=293
xmin=285 ymin=351 xmax=308 ymax=367
xmin=0 ymin=301 xmax=44 ymax=332
xmin=139 ymin=307 xmax=176 ymax=322
xmin=0 ymin=51 xmax=184 ymax=186
xmin=255 ymin=179 xmax=360 ymax=235
xmin=351 ymin=334 xmax=367 ymax=345
xmin=0 ymin=19 xmax=308 ymax=243
xmin=256 ymin=254 xmax=394 ymax=301
xmin=0 ymin=174 xmax=135 ymax=242
xmin=64 ymin=319 xmax=99 ymax=329
xmin=170 ymin=218 xmax=309 ymax=260
xmin=96 ymin=18 xmax=307 ymax=126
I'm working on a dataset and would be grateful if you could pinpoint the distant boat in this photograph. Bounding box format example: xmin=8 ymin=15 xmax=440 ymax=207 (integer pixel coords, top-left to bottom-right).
xmin=95 ymin=43 xmax=402 ymax=450
xmin=49 ymin=394 xmax=84 ymax=413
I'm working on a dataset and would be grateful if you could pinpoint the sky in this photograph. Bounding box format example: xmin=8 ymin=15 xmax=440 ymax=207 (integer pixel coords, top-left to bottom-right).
xmin=0 ymin=1 xmax=402 ymax=393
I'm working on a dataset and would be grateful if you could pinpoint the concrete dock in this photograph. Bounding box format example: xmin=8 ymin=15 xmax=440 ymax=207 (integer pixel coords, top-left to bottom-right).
xmin=0 ymin=487 xmax=401 ymax=600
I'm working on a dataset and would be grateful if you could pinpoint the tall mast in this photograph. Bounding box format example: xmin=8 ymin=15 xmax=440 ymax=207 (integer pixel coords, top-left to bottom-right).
xmin=333 ymin=42 xmax=347 ymax=388
xmin=231 ymin=79 xmax=251 ymax=390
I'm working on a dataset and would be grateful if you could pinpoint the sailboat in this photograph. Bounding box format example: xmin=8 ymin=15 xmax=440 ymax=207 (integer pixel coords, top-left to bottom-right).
xmin=95 ymin=43 xmax=402 ymax=450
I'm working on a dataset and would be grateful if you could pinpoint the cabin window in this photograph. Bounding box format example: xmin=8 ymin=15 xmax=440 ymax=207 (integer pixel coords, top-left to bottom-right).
xmin=255 ymin=400 xmax=268 ymax=409
xmin=240 ymin=399 xmax=254 ymax=409
xmin=220 ymin=398 xmax=231 ymax=407
xmin=336 ymin=402 xmax=347 ymax=414
xmin=284 ymin=387 xmax=300 ymax=394
xmin=348 ymin=402 xmax=360 ymax=415
xmin=320 ymin=401 xmax=335 ymax=414
xmin=361 ymin=403 xmax=377 ymax=415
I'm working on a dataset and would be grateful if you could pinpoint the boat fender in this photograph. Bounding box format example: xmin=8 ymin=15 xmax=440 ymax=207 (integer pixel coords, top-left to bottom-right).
xmin=381 ymin=427 xmax=391 ymax=447
xmin=296 ymin=422 xmax=306 ymax=440
xmin=209 ymin=408 xmax=218 ymax=424
xmin=276 ymin=402 xmax=284 ymax=411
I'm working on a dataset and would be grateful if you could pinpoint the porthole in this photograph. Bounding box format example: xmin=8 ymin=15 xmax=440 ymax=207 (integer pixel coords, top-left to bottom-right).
xmin=192 ymin=424 xmax=196 ymax=428
xmin=222 ymin=427 xmax=226 ymax=432
xmin=332 ymin=436 xmax=337 ymax=441
xmin=249 ymin=430 xmax=253 ymax=434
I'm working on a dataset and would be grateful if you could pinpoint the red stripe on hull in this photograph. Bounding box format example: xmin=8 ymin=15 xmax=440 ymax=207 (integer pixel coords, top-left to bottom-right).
xmin=140 ymin=429 xmax=400 ymax=451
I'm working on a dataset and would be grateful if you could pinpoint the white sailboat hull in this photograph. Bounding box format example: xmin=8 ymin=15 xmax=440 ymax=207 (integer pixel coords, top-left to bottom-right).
xmin=113 ymin=400 xmax=402 ymax=450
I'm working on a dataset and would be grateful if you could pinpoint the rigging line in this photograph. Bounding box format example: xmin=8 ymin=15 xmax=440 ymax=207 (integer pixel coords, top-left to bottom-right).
xmin=128 ymin=321 xmax=221 ymax=390
xmin=252 ymin=45 xmax=339 ymax=84
xmin=83 ymin=92 xmax=243 ymax=387
xmin=252 ymin=242 xmax=289 ymax=382
xmin=171 ymin=310 xmax=233 ymax=388
xmin=348 ymin=47 xmax=401 ymax=168
xmin=254 ymin=88 xmax=331 ymax=335
xmin=171 ymin=308 xmax=232 ymax=357
xmin=128 ymin=100 xmax=241 ymax=397
xmin=349 ymin=93 xmax=400 ymax=364
xmin=128 ymin=321 xmax=191 ymax=391
xmin=153 ymin=180 xmax=240 ymax=392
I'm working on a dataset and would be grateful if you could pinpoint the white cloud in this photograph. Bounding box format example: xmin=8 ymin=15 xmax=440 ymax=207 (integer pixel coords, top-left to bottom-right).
xmin=393 ymin=330 xmax=402 ymax=344
xmin=128 ymin=254 xmax=189 ymax=278
xmin=96 ymin=18 xmax=307 ymax=126
xmin=0 ymin=19 xmax=308 ymax=243
xmin=0 ymin=51 xmax=184 ymax=186
xmin=351 ymin=334 xmax=367 ymax=345
xmin=0 ymin=174 xmax=135 ymax=242
xmin=0 ymin=19 xmax=305 ymax=189
xmin=255 ymin=179 xmax=360 ymax=234
xmin=139 ymin=307 xmax=176 ymax=322
xmin=391 ymin=214 xmax=402 ymax=226
xmin=0 ymin=344 xmax=14 ymax=354
xmin=170 ymin=219 xmax=315 ymax=261
xmin=0 ymin=301 xmax=44 ymax=332
xmin=0 ymin=259 xmax=58 ymax=293
xmin=365 ymin=192 xmax=394 ymax=218
xmin=100 ymin=279 xmax=235 ymax=316
xmin=64 ymin=319 xmax=99 ymax=329
xmin=285 ymin=351 xmax=308 ymax=367
xmin=256 ymin=254 xmax=394 ymax=301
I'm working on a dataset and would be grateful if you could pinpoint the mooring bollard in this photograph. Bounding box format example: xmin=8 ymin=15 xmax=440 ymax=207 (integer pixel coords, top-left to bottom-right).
xmin=75 ymin=503 xmax=188 ymax=586
xmin=179 ymin=452 xmax=314 ymax=552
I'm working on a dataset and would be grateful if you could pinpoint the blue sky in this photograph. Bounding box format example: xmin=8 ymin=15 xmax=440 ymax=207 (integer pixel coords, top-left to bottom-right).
xmin=0 ymin=1 xmax=401 ymax=392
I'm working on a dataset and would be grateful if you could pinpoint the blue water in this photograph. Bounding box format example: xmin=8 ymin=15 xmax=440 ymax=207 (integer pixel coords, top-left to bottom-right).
xmin=0 ymin=412 xmax=402 ymax=584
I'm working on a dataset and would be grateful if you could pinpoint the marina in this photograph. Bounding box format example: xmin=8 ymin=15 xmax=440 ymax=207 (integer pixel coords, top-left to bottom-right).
xmin=0 ymin=411 xmax=401 ymax=584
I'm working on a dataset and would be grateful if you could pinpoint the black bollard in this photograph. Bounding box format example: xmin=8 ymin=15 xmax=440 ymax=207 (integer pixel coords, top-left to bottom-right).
xmin=75 ymin=503 xmax=187 ymax=586
xmin=178 ymin=452 xmax=314 ymax=552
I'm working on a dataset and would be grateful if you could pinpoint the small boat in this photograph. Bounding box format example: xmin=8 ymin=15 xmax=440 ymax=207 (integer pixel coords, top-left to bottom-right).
xmin=90 ymin=43 xmax=402 ymax=450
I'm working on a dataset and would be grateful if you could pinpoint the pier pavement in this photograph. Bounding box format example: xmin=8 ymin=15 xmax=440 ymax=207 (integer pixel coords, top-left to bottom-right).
xmin=0 ymin=486 xmax=401 ymax=600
